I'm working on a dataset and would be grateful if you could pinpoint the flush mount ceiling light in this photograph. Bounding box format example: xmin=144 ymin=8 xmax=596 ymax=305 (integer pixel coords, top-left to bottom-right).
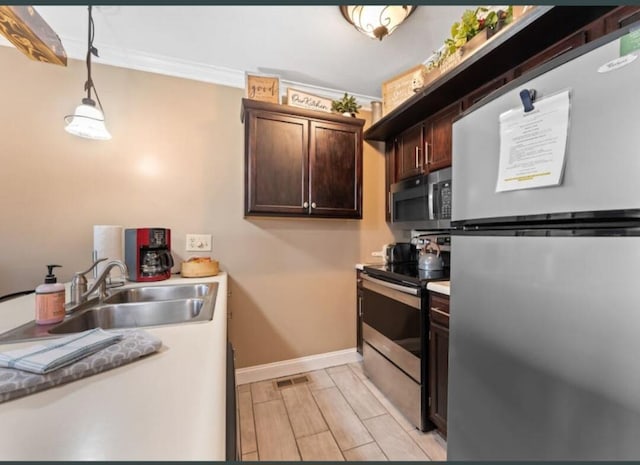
xmin=64 ymin=5 xmax=111 ymax=141
xmin=340 ymin=5 xmax=417 ymax=41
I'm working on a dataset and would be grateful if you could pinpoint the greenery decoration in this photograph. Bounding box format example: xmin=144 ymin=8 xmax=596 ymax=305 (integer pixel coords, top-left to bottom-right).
xmin=427 ymin=6 xmax=514 ymax=71
xmin=331 ymin=93 xmax=361 ymax=115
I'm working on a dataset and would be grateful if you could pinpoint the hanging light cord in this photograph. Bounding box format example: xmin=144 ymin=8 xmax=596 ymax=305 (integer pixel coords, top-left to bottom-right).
xmin=84 ymin=5 xmax=105 ymax=115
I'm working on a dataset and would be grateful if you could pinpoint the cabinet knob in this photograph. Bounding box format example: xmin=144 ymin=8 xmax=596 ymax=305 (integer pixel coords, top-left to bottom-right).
xmin=311 ymin=202 xmax=317 ymax=209
xmin=303 ymin=201 xmax=309 ymax=208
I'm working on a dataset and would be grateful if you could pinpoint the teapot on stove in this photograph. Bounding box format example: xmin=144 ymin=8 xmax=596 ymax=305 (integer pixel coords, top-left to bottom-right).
xmin=418 ymin=239 xmax=444 ymax=271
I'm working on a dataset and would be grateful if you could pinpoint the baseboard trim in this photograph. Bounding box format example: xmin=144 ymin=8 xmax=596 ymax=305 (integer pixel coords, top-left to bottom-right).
xmin=235 ymin=348 xmax=362 ymax=385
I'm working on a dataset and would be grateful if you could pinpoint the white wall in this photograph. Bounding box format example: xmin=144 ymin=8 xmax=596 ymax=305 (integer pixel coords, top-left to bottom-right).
xmin=0 ymin=47 xmax=396 ymax=367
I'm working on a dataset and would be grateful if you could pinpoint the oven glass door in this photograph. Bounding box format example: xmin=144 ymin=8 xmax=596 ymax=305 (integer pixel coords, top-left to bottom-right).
xmin=360 ymin=275 xmax=423 ymax=381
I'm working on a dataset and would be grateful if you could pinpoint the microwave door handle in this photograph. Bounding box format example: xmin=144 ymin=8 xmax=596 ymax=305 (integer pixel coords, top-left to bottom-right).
xmin=434 ymin=183 xmax=441 ymax=219
xmin=390 ymin=191 xmax=395 ymax=222
xmin=424 ymin=141 xmax=429 ymax=166
xmin=428 ymin=182 xmax=435 ymax=220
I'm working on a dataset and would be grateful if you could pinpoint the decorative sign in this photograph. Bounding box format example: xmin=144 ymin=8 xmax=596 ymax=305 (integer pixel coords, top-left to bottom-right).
xmin=382 ymin=64 xmax=426 ymax=115
xmin=286 ymin=88 xmax=332 ymax=113
xmin=496 ymin=90 xmax=571 ymax=192
xmin=245 ymin=73 xmax=279 ymax=103
xmin=0 ymin=6 xmax=67 ymax=66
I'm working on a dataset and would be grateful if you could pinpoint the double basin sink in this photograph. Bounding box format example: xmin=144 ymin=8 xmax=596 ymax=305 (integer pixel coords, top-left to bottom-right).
xmin=0 ymin=283 xmax=218 ymax=344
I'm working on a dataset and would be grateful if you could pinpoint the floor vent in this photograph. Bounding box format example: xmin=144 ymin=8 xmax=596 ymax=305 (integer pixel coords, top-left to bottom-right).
xmin=274 ymin=375 xmax=309 ymax=389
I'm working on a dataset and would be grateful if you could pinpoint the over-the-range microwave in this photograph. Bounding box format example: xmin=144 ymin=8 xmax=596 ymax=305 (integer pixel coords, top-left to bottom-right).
xmin=390 ymin=167 xmax=452 ymax=230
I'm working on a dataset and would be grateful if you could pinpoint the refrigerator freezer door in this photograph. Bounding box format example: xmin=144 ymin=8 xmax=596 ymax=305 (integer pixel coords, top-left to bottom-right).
xmin=452 ymin=36 xmax=640 ymax=223
xmin=449 ymin=234 xmax=640 ymax=460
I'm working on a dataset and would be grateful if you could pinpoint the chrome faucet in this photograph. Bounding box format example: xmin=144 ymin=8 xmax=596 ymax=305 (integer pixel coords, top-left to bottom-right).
xmin=67 ymin=258 xmax=128 ymax=312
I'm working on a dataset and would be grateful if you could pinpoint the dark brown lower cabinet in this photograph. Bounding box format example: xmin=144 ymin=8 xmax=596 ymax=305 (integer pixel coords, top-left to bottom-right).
xmin=356 ymin=270 xmax=363 ymax=355
xmin=242 ymin=98 xmax=364 ymax=219
xmin=429 ymin=292 xmax=450 ymax=437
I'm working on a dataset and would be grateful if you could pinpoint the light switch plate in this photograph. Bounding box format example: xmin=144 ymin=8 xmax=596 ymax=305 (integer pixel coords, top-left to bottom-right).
xmin=186 ymin=234 xmax=212 ymax=252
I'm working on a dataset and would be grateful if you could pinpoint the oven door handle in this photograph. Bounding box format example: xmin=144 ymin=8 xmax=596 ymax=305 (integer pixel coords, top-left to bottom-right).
xmin=361 ymin=274 xmax=420 ymax=296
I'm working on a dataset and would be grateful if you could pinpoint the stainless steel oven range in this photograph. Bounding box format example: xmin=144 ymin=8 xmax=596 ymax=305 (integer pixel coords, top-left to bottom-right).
xmin=360 ymin=236 xmax=450 ymax=431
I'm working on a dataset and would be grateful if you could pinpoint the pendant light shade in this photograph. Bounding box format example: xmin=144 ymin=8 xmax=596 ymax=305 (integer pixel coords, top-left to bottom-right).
xmin=64 ymin=97 xmax=111 ymax=140
xmin=340 ymin=5 xmax=417 ymax=41
xmin=64 ymin=6 xmax=111 ymax=140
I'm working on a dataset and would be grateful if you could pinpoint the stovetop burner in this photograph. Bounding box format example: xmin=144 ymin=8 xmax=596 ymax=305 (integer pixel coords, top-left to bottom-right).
xmin=363 ymin=262 xmax=449 ymax=288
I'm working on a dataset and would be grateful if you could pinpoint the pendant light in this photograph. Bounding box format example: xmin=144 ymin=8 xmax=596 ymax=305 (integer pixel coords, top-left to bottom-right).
xmin=340 ymin=5 xmax=417 ymax=41
xmin=64 ymin=5 xmax=111 ymax=140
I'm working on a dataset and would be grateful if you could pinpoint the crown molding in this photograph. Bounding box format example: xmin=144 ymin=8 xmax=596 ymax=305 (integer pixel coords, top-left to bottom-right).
xmin=1 ymin=36 xmax=379 ymax=110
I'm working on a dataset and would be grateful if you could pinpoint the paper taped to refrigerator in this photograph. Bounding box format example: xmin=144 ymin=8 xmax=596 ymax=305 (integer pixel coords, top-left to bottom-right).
xmin=496 ymin=90 xmax=570 ymax=192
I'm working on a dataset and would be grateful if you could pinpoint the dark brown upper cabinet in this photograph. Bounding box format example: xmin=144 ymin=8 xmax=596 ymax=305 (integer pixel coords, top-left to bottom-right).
xmin=394 ymin=123 xmax=424 ymax=182
xmin=461 ymin=73 xmax=511 ymax=111
xmin=512 ymin=29 xmax=588 ymax=79
xmin=390 ymin=101 xmax=460 ymax=184
xmin=242 ymin=99 xmax=364 ymax=219
xmin=424 ymin=101 xmax=461 ymax=172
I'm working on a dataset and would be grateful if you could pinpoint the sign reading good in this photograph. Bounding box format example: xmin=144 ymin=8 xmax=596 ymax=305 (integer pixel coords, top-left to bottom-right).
xmin=245 ymin=74 xmax=279 ymax=103
xmin=286 ymin=88 xmax=332 ymax=113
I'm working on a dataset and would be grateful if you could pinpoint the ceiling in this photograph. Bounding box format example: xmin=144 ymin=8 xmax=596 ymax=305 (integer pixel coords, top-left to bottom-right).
xmin=0 ymin=5 xmax=472 ymax=104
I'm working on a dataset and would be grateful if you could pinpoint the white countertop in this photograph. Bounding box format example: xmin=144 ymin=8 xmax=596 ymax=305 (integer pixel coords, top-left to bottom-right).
xmin=0 ymin=273 xmax=228 ymax=461
xmin=427 ymin=280 xmax=450 ymax=296
xmin=355 ymin=262 xmax=385 ymax=270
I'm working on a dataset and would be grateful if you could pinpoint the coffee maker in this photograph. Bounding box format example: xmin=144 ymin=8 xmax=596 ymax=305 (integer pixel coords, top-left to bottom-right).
xmin=124 ymin=228 xmax=174 ymax=282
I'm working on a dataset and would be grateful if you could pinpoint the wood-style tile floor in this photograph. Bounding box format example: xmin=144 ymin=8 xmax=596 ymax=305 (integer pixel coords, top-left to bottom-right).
xmin=237 ymin=361 xmax=447 ymax=461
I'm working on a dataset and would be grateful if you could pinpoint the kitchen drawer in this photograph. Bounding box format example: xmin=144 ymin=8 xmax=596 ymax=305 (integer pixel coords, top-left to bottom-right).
xmin=429 ymin=293 xmax=450 ymax=327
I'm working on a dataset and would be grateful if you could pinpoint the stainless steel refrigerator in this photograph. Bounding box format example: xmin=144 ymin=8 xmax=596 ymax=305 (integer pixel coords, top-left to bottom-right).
xmin=449 ymin=25 xmax=640 ymax=460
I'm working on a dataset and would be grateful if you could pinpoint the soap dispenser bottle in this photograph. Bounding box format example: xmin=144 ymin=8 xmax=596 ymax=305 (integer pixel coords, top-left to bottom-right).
xmin=35 ymin=264 xmax=66 ymax=325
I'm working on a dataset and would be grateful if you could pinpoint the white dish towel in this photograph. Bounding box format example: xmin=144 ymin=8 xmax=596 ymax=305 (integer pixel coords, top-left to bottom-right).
xmin=0 ymin=328 xmax=123 ymax=374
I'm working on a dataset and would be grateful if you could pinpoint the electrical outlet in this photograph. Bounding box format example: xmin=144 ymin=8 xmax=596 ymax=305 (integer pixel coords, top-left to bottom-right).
xmin=185 ymin=234 xmax=212 ymax=252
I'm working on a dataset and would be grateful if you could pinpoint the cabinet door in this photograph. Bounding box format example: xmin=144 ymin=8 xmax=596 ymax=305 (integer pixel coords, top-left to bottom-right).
xmin=245 ymin=111 xmax=309 ymax=215
xmin=385 ymin=140 xmax=394 ymax=222
xmin=603 ymin=6 xmax=640 ymax=33
xmin=513 ymin=30 xmax=588 ymax=78
xmin=429 ymin=321 xmax=449 ymax=436
xmin=309 ymin=120 xmax=362 ymax=218
xmin=425 ymin=102 xmax=460 ymax=172
xmin=462 ymin=73 xmax=510 ymax=111
xmin=356 ymin=271 xmax=363 ymax=355
xmin=395 ymin=124 xmax=424 ymax=181
xmin=429 ymin=293 xmax=449 ymax=436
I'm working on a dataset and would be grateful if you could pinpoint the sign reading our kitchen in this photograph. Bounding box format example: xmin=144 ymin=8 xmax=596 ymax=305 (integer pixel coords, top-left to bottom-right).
xmin=245 ymin=73 xmax=279 ymax=103
xmin=286 ymin=88 xmax=332 ymax=113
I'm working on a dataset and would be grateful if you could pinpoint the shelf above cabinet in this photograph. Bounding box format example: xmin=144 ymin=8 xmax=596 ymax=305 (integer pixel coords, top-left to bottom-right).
xmin=241 ymin=98 xmax=365 ymax=126
xmin=364 ymin=5 xmax=615 ymax=142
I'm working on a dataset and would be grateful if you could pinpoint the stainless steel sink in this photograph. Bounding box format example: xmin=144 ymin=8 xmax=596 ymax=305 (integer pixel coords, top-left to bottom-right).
xmin=0 ymin=282 xmax=219 ymax=344
xmin=103 ymin=284 xmax=212 ymax=304
xmin=49 ymin=299 xmax=209 ymax=334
